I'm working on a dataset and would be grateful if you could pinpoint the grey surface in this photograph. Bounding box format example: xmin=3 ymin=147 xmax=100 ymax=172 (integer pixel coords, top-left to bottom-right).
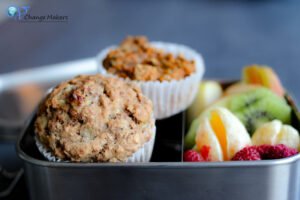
xmin=0 ymin=0 xmax=300 ymax=98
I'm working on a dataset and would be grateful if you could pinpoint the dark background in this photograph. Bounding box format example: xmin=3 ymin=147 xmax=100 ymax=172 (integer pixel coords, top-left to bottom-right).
xmin=0 ymin=0 xmax=299 ymax=99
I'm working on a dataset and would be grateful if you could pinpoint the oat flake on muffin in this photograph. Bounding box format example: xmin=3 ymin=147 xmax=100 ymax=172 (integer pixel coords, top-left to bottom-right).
xmin=35 ymin=75 xmax=155 ymax=162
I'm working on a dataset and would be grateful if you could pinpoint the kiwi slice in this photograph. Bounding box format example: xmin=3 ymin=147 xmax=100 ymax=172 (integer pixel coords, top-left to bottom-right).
xmin=229 ymin=89 xmax=291 ymax=135
xmin=184 ymin=87 xmax=292 ymax=149
xmin=227 ymin=89 xmax=268 ymax=112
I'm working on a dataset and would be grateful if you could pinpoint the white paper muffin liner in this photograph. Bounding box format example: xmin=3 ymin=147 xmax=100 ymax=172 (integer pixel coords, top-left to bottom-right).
xmin=96 ymin=41 xmax=205 ymax=119
xmin=35 ymin=123 xmax=156 ymax=163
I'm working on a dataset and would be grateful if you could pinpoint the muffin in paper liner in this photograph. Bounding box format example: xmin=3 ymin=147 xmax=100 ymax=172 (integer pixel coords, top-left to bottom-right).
xmin=34 ymin=74 xmax=156 ymax=163
xmin=96 ymin=41 xmax=205 ymax=119
xmin=35 ymin=125 xmax=156 ymax=163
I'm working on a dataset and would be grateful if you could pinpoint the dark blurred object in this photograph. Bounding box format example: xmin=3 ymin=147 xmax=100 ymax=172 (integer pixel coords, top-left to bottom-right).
xmin=0 ymin=58 xmax=96 ymax=142
xmin=4 ymin=175 xmax=29 ymax=200
xmin=152 ymin=112 xmax=183 ymax=162
xmin=0 ymin=85 xmax=46 ymax=142
xmin=0 ymin=85 xmax=44 ymax=142
xmin=0 ymin=167 xmax=24 ymax=199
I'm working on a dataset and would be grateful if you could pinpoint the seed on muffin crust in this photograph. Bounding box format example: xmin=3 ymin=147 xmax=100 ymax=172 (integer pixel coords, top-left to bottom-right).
xmin=102 ymin=36 xmax=196 ymax=81
xmin=35 ymin=75 xmax=154 ymax=162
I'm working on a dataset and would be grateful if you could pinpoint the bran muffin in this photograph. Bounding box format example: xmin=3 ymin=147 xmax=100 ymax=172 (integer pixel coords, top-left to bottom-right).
xmin=97 ymin=36 xmax=205 ymax=119
xmin=35 ymin=74 xmax=155 ymax=162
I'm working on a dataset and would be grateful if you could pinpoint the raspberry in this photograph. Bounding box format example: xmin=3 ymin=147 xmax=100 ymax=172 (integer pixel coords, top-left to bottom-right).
xmin=258 ymin=144 xmax=298 ymax=159
xmin=183 ymin=150 xmax=204 ymax=162
xmin=231 ymin=146 xmax=261 ymax=161
xmin=232 ymin=144 xmax=298 ymax=161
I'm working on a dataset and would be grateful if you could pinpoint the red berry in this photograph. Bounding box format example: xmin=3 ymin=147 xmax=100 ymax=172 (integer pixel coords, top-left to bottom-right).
xmin=232 ymin=144 xmax=298 ymax=161
xmin=183 ymin=150 xmax=204 ymax=162
xmin=200 ymin=145 xmax=211 ymax=161
xmin=231 ymin=146 xmax=261 ymax=161
xmin=258 ymin=144 xmax=298 ymax=159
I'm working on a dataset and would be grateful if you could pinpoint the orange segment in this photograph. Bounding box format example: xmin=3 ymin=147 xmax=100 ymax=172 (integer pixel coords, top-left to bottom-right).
xmin=244 ymin=66 xmax=262 ymax=85
xmin=243 ymin=65 xmax=285 ymax=97
xmin=210 ymin=111 xmax=228 ymax=160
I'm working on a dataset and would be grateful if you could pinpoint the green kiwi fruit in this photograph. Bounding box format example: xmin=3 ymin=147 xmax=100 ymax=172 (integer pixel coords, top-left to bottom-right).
xmin=184 ymin=87 xmax=292 ymax=149
xmin=229 ymin=89 xmax=291 ymax=134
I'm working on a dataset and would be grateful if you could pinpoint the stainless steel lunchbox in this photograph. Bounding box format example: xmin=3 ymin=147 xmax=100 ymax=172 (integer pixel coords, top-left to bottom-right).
xmin=16 ymin=66 xmax=300 ymax=200
xmin=17 ymin=110 xmax=300 ymax=200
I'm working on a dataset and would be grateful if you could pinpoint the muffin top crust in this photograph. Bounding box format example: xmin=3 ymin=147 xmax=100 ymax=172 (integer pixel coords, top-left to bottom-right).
xmin=102 ymin=36 xmax=196 ymax=81
xmin=35 ymin=75 xmax=154 ymax=162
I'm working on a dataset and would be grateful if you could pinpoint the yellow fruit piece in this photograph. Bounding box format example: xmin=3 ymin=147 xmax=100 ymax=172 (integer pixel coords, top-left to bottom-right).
xmin=252 ymin=120 xmax=300 ymax=150
xmin=210 ymin=111 xmax=228 ymax=160
xmin=252 ymin=120 xmax=281 ymax=145
xmin=244 ymin=66 xmax=262 ymax=85
xmin=195 ymin=107 xmax=251 ymax=161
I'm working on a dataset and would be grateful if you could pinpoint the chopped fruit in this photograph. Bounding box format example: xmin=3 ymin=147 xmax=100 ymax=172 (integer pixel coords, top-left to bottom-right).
xmin=232 ymin=144 xmax=298 ymax=161
xmin=195 ymin=107 xmax=251 ymax=161
xmin=224 ymin=83 xmax=260 ymax=96
xmin=183 ymin=150 xmax=204 ymax=162
xmin=185 ymin=87 xmax=291 ymax=149
xmin=187 ymin=81 xmax=223 ymax=125
xmin=184 ymin=65 xmax=297 ymax=163
xmin=185 ymin=88 xmax=291 ymax=149
xmin=243 ymin=65 xmax=285 ymax=97
xmin=252 ymin=120 xmax=300 ymax=150
xmin=210 ymin=111 xmax=228 ymax=160
xmin=231 ymin=146 xmax=261 ymax=161
xmin=196 ymin=118 xmax=224 ymax=161
xmin=257 ymin=144 xmax=298 ymax=159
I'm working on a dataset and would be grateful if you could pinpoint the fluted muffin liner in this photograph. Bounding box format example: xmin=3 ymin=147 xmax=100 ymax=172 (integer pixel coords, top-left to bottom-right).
xmin=96 ymin=41 xmax=205 ymax=119
xmin=35 ymin=120 xmax=156 ymax=163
